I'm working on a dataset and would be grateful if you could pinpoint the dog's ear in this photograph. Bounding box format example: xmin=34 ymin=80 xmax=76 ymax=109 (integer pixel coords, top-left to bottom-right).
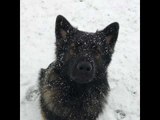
xmin=55 ymin=15 xmax=75 ymax=41
xmin=101 ymin=22 xmax=119 ymax=53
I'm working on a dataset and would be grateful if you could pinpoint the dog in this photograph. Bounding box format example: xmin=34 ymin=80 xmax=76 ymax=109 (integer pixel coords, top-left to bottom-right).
xmin=39 ymin=15 xmax=119 ymax=120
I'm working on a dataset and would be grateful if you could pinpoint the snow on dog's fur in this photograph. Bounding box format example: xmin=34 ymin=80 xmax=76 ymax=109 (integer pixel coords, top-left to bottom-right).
xmin=39 ymin=15 xmax=119 ymax=120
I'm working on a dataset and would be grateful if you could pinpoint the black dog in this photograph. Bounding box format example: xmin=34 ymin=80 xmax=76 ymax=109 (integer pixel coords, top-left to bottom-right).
xmin=39 ymin=15 xmax=119 ymax=120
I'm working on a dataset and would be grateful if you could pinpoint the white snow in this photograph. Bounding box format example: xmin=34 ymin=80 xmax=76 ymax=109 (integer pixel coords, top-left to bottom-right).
xmin=20 ymin=0 xmax=140 ymax=120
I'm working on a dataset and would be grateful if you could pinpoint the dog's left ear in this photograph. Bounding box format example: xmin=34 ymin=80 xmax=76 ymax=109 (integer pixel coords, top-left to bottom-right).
xmin=55 ymin=15 xmax=75 ymax=41
xmin=101 ymin=22 xmax=119 ymax=52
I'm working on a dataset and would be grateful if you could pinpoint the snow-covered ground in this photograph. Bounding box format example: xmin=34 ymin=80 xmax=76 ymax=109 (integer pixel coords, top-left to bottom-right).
xmin=20 ymin=0 xmax=140 ymax=120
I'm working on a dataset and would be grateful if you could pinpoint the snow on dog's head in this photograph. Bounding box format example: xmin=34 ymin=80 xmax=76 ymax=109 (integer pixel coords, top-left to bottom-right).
xmin=55 ymin=15 xmax=119 ymax=84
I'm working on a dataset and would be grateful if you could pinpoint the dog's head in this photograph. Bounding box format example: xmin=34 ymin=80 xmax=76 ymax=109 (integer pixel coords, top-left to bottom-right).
xmin=55 ymin=15 xmax=119 ymax=84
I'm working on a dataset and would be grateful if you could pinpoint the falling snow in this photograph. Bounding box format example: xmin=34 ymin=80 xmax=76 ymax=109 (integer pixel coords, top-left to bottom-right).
xmin=20 ymin=0 xmax=140 ymax=120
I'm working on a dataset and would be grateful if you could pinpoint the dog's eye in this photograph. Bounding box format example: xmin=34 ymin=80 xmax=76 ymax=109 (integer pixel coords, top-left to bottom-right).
xmin=70 ymin=49 xmax=76 ymax=56
xmin=70 ymin=43 xmax=76 ymax=56
xmin=94 ymin=49 xmax=101 ymax=59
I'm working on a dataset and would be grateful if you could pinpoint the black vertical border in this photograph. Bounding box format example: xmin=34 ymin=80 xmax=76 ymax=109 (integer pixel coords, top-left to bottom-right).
xmin=1 ymin=0 xmax=20 ymax=119
xmin=140 ymin=0 xmax=160 ymax=119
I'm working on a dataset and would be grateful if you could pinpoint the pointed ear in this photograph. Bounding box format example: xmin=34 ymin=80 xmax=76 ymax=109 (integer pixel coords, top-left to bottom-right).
xmin=101 ymin=22 xmax=119 ymax=52
xmin=55 ymin=15 xmax=74 ymax=41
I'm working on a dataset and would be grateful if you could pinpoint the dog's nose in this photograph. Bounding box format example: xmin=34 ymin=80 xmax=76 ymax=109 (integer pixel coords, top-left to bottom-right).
xmin=76 ymin=61 xmax=92 ymax=72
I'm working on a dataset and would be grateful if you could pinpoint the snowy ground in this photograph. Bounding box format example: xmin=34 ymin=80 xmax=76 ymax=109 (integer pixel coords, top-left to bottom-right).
xmin=20 ymin=0 xmax=140 ymax=120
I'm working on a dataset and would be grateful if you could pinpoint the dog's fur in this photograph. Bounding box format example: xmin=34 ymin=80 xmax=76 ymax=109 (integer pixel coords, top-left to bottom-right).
xmin=39 ymin=15 xmax=119 ymax=120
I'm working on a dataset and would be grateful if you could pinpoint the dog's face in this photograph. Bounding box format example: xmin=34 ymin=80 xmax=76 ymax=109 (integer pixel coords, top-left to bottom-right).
xmin=55 ymin=15 xmax=119 ymax=84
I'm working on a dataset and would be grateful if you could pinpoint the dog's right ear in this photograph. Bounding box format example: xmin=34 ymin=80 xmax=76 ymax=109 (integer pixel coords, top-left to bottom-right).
xmin=100 ymin=22 xmax=119 ymax=53
xmin=55 ymin=15 xmax=75 ymax=41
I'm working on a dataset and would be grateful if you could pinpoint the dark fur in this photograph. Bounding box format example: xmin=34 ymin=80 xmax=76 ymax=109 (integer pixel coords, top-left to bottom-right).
xmin=39 ymin=15 xmax=119 ymax=120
